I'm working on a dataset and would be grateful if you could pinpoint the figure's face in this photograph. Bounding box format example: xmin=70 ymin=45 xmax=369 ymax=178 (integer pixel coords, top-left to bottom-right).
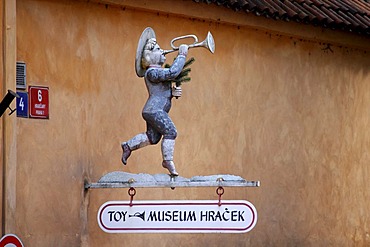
xmin=150 ymin=43 xmax=166 ymax=66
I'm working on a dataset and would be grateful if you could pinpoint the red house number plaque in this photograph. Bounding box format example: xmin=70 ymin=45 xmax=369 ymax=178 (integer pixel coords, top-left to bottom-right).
xmin=29 ymin=86 xmax=49 ymax=119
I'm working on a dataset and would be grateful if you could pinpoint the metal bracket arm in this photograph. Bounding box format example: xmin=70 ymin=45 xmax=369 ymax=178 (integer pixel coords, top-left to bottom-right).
xmin=85 ymin=172 xmax=260 ymax=189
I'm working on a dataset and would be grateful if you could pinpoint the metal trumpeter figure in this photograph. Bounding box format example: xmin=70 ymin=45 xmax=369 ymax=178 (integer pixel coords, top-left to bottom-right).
xmin=121 ymin=27 xmax=188 ymax=176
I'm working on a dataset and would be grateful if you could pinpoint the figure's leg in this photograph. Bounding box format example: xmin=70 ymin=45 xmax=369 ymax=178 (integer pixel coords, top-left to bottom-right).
xmin=161 ymin=139 xmax=178 ymax=176
xmin=145 ymin=121 xmax=162 ymax=145
xmin=121 ymin=133 xmax=150 ymax=165
xmin=143 ymin=111 xmax=179 ymax=175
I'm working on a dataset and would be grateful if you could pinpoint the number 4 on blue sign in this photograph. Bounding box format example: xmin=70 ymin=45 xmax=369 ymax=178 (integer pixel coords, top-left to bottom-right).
xmin=16 ymin=91 xmax=28 ymax=118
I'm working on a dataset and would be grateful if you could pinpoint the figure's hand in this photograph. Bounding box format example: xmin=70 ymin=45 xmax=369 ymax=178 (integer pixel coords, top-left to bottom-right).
xmin=172 ymin=86 xmax=182 ymax=98
xmin=179 ymin=44 xmax=189 ymax=56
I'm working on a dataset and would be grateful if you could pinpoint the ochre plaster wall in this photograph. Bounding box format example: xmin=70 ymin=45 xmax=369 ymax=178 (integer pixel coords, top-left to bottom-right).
xmin=13 ymin=0 xmax=370 ymax=246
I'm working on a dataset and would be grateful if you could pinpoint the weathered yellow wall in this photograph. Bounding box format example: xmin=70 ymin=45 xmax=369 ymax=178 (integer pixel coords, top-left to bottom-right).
xmin=12 ymin=0 xmax=370 ymax=246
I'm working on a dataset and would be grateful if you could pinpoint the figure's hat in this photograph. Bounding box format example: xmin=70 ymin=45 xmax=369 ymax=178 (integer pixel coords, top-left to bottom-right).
xmin=135 ymin=27 xmax=156 ymax=77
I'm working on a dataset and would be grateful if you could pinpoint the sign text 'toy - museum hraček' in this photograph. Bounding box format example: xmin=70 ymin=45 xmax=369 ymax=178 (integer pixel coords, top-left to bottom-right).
xmin=98 ymin=200 xmax=257 ymax=233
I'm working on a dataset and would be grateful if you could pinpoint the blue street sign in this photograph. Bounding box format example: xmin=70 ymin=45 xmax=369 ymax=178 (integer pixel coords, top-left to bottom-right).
xmin=16 ymin=91 xmax=28 ymax=118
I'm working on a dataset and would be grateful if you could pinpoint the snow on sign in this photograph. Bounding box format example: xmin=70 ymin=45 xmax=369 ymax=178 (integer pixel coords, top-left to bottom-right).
xmin=29 ymin=86 xmax=49 ymax=119
xmin=98 ymin=200 xmax=257 ymax=233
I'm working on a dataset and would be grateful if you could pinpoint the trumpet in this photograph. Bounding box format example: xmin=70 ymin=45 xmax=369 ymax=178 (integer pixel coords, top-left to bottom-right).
xmin=129 ymin=212 xmax=145 ymax=221
xmin=162 ymin=31 xmax=215 ymax=55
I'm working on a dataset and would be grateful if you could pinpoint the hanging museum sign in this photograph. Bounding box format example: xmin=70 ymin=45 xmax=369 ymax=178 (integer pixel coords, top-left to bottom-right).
xmin=98 ymin=200 xmax=257 ymax=233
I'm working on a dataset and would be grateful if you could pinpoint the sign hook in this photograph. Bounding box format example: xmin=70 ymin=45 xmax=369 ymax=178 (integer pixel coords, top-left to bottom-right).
xmin=128 ymin=187 xmax=136 ymax=207
xmin=216 ymin=186 xmax=224 ymax=207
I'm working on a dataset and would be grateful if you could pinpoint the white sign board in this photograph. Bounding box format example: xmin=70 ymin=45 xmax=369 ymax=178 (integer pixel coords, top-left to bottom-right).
xmin=98 ymin=200 xmax=257 ymax=233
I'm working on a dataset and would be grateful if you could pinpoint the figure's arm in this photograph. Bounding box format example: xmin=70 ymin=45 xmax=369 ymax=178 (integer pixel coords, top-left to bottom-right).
xmin=147 ymin=45 xmax=188 ymax=83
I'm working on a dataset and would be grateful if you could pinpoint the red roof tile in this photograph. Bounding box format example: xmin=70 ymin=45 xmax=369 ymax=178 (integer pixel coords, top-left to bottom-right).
xmin=193 ymin=0 xmax=370 ymax=35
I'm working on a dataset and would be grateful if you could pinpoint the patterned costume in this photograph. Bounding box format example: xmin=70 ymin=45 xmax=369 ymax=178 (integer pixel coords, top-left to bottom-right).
xmin=121 ymin=37 xmax=187 ymax=176
xmin=143 ymin=55 xmax=186 ymax=143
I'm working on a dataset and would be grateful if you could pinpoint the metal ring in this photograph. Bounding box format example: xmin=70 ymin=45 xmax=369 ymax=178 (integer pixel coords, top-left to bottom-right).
xmin=128 ymin=187 xmax=136 ymax=197
xmin=216 ymin=186 xmax=224 ymax=196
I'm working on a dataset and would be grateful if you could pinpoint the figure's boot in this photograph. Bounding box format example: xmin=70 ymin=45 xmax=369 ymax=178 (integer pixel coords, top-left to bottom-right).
xmin=161 ymin=139 xmax=179 ymax=176
xmin=121 ymin=133 xmax=150 ymax=165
